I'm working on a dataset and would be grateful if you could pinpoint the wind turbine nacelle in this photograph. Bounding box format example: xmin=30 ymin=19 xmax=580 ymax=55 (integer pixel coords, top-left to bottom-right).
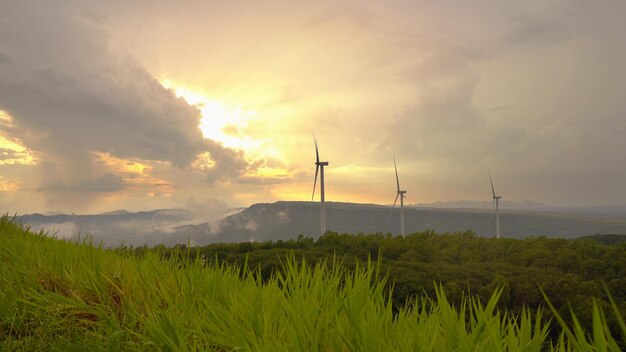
xmin=399 ymin=190 xmax=407 ymax=195
xmin=316 ymin=161 xmax=329 ymax=166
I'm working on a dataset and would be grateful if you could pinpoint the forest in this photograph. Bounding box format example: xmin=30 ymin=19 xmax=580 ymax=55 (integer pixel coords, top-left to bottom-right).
xmin=149 ymin=230 xmax=626 ymax=339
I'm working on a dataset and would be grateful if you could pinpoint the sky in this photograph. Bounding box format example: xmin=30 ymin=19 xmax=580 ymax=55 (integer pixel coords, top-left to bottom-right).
xmin=1 ymin=0 xmax=625 ymax=214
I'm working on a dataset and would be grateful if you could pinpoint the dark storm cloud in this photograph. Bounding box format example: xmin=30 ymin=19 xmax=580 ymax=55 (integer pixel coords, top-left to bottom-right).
xmin=0 ymin=3 xmax=204 ymax=167
xmin=0 ymin=60 xmax=208 ymax=167
xmin=201 ymin=140 xmax=253 ymax=184
xmin=0 ymin=1 xmax=253 ymax=192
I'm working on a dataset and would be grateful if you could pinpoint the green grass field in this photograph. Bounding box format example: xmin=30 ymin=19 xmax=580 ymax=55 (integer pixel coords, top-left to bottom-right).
xmin=1 ymin=215 xmax=625 ymax=351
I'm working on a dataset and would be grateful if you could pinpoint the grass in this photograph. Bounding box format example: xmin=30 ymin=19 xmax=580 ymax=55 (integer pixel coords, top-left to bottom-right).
xmin=1 ymin=215 xmax=624 ymax=351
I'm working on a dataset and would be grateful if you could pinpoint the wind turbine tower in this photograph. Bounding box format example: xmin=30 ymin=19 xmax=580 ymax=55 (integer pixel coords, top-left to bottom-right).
xmin=311 ymin=135 xmax=329 ymax=237
xmin=392 ymin=155 xmax=407 ymax=236
xmin=489 ymin=171 xmax=502 ymax=239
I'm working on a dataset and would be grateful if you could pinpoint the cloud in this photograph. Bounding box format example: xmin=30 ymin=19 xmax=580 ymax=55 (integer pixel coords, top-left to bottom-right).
xmin=498 ymin=3 xmax=578 ymax=48
xmin=35 ymin=222 xmax=80 ymax=240
xmin=0 ymin=148 xmax=30 ymax=164
xmin=376 ymin=1 xmax=626 ymax=205
xmin=0 ymin=41 xmax=205 ymax=167
xmin=199 ymin=140 xmax=260 ymax=184
xmin=0 ymin=1 xmax=254 ymax=201
xmin=0 ymin=177 xmax=19 ymax=192
xmin=41 ymin=173 xmax=125 ymax=193
xmin=302 ymin=3 xmax=377 ymax=31
xmin=183 ymin=196 xmax=229 ymax=215
xmin=382 ymin=27 xmax=489 ymax=162
xmin=2 ymin=0 xmax=626 ymax=210
xmin=0 ymin=51 xmax=14 ymax=66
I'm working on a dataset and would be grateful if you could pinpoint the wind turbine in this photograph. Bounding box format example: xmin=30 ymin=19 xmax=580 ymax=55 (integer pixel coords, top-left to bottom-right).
xmin=391 ymin=155 xmax=407 ymax=236
xmin=311 ymin=134 xmax=329 ymax=237
xmin=489 ymin=171 xmax=501 ymax=239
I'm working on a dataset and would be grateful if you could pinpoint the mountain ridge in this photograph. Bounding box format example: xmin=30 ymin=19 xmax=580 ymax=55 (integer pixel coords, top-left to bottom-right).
xmin=14 ymin=201 xmax=626 ymax=247
xmin=175 ymin=201 xmax=626 ymax=245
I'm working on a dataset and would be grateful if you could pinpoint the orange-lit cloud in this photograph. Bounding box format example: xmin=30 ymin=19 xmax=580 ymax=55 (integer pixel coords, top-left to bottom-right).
xmin=94 ymin=151 xmax=152 ymax=176
xmin=0 ymin=177 xmax=19 ymax=192
xmin=0 ymin=111 xmax=37 ymax=166
xmin=93 ymin=152 xmax=174 ymax=194
xmin=191 ymin=151 xmax=216 ymax=171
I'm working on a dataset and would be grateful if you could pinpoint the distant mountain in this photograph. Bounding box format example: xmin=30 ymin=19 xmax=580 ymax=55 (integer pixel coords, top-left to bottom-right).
xmin=16 ymin=201 xmax=626 ymax=247
xmin=411 ymin=200 xmax=549 ymax=211
xmin=16 ymin=209 xmax=197 ymax=247
xmin=99 ymin=209 xmax=130 ymax=215
xmin=412 ymin=200 xmax=626 ymax=218
xmin=18 ymin=209 xmax=193 ymax=225
xmin=175 ymin=201 xmax=626 ymax=245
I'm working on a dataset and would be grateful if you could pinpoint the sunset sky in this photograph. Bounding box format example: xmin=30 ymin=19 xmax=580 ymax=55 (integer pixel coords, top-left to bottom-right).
xmin=1 ymin=0 xmax=626 ymax=214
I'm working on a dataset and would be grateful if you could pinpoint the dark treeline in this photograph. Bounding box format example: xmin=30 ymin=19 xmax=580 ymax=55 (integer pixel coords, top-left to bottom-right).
xmin=129 ymin=230 xmax=626 ymax=338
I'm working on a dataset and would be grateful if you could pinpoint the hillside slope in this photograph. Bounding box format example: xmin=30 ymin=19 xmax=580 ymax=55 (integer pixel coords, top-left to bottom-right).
xmin=177 ymin=201 xmax=626 ymax=244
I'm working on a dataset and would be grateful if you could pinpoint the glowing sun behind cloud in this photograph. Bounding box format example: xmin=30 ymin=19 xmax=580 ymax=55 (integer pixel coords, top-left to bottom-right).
xmin=159 ymin=79 xmax=305 ymax=194
xmin=161 ymin=80 xmax=258 ymax=151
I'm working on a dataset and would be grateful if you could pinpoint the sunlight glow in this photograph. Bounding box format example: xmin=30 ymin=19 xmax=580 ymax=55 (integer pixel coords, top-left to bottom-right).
xmin=0 ymin=177 xmax=19 ymax=192
xmin=94 ymin=152 xmax=152 ymax=175
xmin=0 ymin=110 xmax=10 ymax=122
xmin=0 ymin=111 xmax=37 ymax=166
xmin=191 ymin=151 xmax=216 ymax=171
xmin=162 ymin=80 xmax=259 ymax=151
xmin=255 ymin=167 xmax=290 ymax=178
xmin=93 ymin=152 xmax=173 ymax=194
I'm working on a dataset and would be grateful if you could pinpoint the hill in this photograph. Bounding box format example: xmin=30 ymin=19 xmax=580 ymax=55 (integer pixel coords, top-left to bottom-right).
xmin=176 ymin=201 xmax=626 ymax=245
xmin=15 ymin=209 xmax=195 ymax=247
xmin=14 ymin=201 xmax=626 ymax=246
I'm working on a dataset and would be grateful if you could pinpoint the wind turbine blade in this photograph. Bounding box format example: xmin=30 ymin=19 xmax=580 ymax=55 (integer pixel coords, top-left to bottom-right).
xmin=489 ymin=171 xmax=496 ymax=198
xmin=394 ymin=154 xmax=400 ymax=192
xmin=489 ymin=198 xmax=495 ymax=223
xmin=387 ymin=193 xmax=400 ymax=223
xmin=314 ymin=133 xmax=319 ymax=164
xmin=311 ymin=165 xmax=319 ymax=201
